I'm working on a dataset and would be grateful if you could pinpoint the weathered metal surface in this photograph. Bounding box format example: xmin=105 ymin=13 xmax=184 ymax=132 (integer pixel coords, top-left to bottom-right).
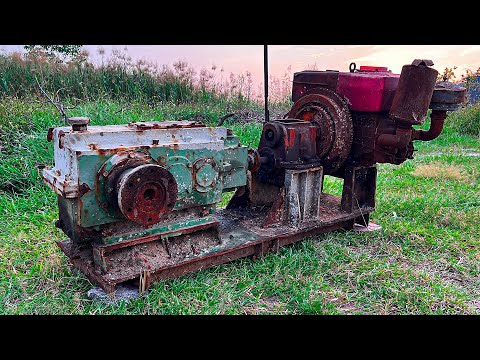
xmin=336 ymin=67 xmax=400 ymax=112
xmin=98 ymin=150 xmax=154 ymax=222
xmin=246 ymin=149 xmax=261 ymax=173
xmin=92 ymin=218 xmax=219 ymax=273
xmin=128 ymin=120 xmax=205 ymax=130
xmin=256 ymin=119 xmax=321 ymax=187
xmin=291 ymin=70 xmax=339 ymax=101
xmin=286 ymin=89 xmax=353 ymax=174
xmin=227 ymin=171 xmax=282 ymax=209
xmin=221 ymin=132 xmax=248 ymax=192
xmin=292 ymin=67 xmax=400 ymax=112
xmin=43 ymin=121 xmax=248 ymax=246
xmin=193 ymin=158 xmax=218 ymax=192
xmin=284 ymin=166 xmax=323 ymax=227
xmin=67 ymin=117 xmax=90 ymax=131
xmin=42 ymin=121 xmax=229 ymax=199
xmin=262 ymin=188 xmax=285 ymax=227
xmin=57 ymin=192 xmax=375 ymax=294
xmin=99 ymin=212 xmax=217 ymax=246
xmin=430 ymin=82 xmax=467 ymax=111
xmin=117 ymin=164 xmax=177 ymax=226
xmin=389 ymin=59 xmax=438 ymax=126
xmin=411 ymin=110 xmax=447 ymax=142
xmin=376 ymin=127 xmax=412 ymax=149
xmin=341 ymin=166 xmax=377 ymax=220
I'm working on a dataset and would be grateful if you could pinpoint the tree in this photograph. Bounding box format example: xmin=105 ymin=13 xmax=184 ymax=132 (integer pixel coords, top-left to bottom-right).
xmin=438 ymin=66 xmax=457 ymax=82
xmin=461 ymin=67 xmax=480 ymax=83
xmin=24 ymin=45 xmax=82 ymax=62
xmin=461 ymin=67 xmax=480 ymax=104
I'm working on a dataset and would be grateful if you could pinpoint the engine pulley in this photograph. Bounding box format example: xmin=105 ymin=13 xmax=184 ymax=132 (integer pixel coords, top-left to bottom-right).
xmin=286 ymin=88 xmax=353 ymax=173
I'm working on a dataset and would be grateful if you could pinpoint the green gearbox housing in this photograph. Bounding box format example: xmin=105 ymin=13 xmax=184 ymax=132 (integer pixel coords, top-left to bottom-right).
xmin=43 ymin=120 xmax=248 ymax=246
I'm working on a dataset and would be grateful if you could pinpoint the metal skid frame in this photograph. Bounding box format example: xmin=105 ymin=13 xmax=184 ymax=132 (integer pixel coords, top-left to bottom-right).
xmin=57 ymin=165 xmax=377 ymax=294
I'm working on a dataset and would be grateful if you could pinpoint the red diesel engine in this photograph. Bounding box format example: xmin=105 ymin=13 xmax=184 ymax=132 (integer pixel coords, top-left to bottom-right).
xmin=256 ymin=59 xmax=465 ymax=178
xmin=247 ymin=59 xmax=465 ymax=227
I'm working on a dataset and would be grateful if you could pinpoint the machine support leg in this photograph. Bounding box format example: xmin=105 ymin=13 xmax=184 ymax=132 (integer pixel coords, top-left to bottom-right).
xmin=341 ymin=166 xmax=377 ymax=226
xmin=284 ymin=166 xmax=323 ymax=227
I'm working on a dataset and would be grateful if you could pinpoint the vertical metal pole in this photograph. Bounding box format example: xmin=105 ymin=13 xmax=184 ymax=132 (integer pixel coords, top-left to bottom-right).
xmin=264 ymin=45 xmax=270 ymax=123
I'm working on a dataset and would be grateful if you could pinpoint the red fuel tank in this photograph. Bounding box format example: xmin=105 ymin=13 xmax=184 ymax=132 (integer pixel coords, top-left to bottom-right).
xmin=292 ymin=65 xmax=400 ymax=113
xmin=337 ymin=66 xmax=400 ymax=112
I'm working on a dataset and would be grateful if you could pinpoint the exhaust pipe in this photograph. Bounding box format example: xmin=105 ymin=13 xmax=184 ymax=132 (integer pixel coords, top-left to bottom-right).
xmin=411 ymin=110 xmax=447 ymax=142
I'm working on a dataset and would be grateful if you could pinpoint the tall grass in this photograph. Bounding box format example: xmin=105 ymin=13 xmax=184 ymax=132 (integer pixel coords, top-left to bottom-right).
xmin=445 ymin=102 xmax=480 ymax=137
xmin=0 ymin=48 xmax=268 ymax=106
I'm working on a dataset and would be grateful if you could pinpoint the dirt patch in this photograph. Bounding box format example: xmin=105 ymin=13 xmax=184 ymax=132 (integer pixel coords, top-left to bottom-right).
xmin=438 ymin=209 xmax=470 ymax=228
xmin=411 ymin=162 xmax=466 ymax=180
xmin=242 ymin=295 xmax=285 ymax=314
xmin=471 ymin=300 xmax=480 ymax=313
xmin=103 ymin=228 xmax=221 ymax=281
xmin=339 ymin=302 xmax=361 ymax=314
xmin=0 ymin=181 xmax=29 ymax=194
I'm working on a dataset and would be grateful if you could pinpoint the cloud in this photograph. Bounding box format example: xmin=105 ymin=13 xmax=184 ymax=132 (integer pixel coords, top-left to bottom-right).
xmin=459 ymin=46 xmax=480 ymax=57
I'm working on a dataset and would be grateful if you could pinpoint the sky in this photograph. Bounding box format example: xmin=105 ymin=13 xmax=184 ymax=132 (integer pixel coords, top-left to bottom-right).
xmin=1 ymin=44 xmax=479 ymax=87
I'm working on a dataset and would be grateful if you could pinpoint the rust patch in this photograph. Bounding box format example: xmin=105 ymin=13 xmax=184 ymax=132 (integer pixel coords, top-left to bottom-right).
xmin=78 ymin=183 xmax=91 ymax=197
xmin=96 ymin=148 xmax=122 ymax=156
xmin=56 ymin=194 xmax=365 ymax=294
xmin=58 ymin=130 xmax=66 ymax=149
xmin=128 ymin=121 xmax=206 ymax=130
xmin=262 ymin=188 xmax=285 ymax=226
xmin=282 ymin=90 xmax=353 ymax=174
xmin=117 ymin=164 xmax=178 ymax=226
xmin=47 ymin=128 xmax=54 ymax=142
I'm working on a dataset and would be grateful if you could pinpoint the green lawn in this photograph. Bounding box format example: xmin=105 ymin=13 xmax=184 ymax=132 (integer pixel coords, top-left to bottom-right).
xmin=1 ymin=98 xmax=479 ymax=314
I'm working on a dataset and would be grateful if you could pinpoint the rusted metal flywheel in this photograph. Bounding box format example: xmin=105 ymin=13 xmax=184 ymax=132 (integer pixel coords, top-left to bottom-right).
xmin=117 ymin=164 xmax=177 ymax=226
xmin=286 ymin=88 xmax=353 ymax=173
xmin=100 ymin=151 xmax=178 ymax=226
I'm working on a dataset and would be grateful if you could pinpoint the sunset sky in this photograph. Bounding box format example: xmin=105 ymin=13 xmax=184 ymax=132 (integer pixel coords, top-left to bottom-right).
xmin=2 ymin=44 xmax=479 ymax=87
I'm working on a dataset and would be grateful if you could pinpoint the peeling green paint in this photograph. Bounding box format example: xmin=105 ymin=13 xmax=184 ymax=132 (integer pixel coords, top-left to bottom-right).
xmin=62 ymin=131 xmax=248 ymax=247
xmin=101 ymin=216 xmax=217 ymax=245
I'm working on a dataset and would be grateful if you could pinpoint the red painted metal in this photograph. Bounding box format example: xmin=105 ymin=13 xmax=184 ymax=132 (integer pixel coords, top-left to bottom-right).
xmin=359 ymin=66 xmax=389 ymax=72
xmin=336 ymin=69 xmax=400 ymax=112
xmin=292 ymin=66 xmax=400 ymax=112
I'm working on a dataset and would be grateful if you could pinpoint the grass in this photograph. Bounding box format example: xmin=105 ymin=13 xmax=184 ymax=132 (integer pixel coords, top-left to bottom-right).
xmin=0 ymin=97 xmax=479 ymax=315
xmin=0 ymin=50 xmax=265 ymax=105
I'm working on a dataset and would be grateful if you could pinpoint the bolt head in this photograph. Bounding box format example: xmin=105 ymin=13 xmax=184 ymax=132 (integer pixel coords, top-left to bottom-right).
xmin=67 ymin=117 xmax=90 ymax=126
xmin=68 ymin=117 xmax=90 ymax=131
